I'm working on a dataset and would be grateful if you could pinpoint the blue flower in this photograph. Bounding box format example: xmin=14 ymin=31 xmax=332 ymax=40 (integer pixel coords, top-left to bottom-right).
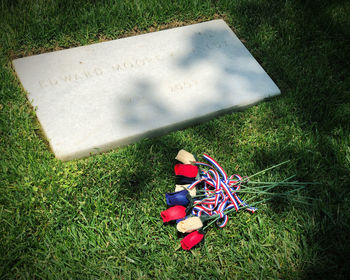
xmin=165 ymin=190 xmax=190 ymax=206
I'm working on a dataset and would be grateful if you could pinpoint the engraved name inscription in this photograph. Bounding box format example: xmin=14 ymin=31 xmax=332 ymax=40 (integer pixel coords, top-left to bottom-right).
xmin=39 ymin=68 xmax=104 ymax=88
xmin=37 ymin=37 xmax=229 ymax=89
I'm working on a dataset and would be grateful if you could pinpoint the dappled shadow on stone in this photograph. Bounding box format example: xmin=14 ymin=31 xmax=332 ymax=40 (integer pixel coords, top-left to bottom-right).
xmin=109 ymin=23 xmax=282 ymax=203
xmin=114 ymin=25 xmax=279 ymax=141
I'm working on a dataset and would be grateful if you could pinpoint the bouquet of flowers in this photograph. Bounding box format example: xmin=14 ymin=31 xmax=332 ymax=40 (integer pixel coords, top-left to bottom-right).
xmin=161 ymin=149 xmax=312 ymax=250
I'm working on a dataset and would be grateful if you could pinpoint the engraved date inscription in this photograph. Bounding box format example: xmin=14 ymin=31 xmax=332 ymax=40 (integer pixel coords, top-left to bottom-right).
xmin=169 ymin=80 xmax=198 ymax=93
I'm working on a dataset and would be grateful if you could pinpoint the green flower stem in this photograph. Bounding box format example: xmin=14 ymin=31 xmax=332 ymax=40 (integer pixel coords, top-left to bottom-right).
xmin=246 ymin=160 xmax=291 ymax=180
xmin=202 ymin=198 xmax=273 ymax=230
xmin=193 ymin=186 xmax=304 ymax=199
xmin=196 ymin=160 xmax=291 ymax=190
xmin=202 ymin=191 xmax=315 ymax=230
xmin=195 ymin=181 xmax=298 ymax=193
xmin=193 ymin=176 xmax=303 ymax=200
xmin=248 ymin=181 xmax=319 ymax=185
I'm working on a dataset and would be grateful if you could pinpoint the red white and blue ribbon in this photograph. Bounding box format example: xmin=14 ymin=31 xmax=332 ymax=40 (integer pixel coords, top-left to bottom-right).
xmin=188 ymin=154 xmax=256 ymax=228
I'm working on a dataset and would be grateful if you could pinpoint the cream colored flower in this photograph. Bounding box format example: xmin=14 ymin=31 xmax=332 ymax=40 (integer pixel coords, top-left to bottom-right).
xmin=177 ymin=216 xmax=203 ymax=233
xmin=175 ymin=149 xmax=196 ymax=164
xmin=175 ymin=184 xmax=196 ymax=197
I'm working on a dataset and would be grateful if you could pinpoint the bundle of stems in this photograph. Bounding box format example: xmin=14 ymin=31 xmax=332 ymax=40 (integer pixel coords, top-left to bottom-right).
xmin=191 ymin=160 xmax=317 ymax=230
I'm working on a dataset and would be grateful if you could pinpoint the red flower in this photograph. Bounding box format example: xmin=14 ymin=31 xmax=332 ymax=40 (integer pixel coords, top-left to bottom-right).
xmin=181 ymin=230 xmax=204 ymax=250
xmin=174 ymin=164 xmax=198 ymax=178
xmin=160 ymin=206 xmax=187 ymax=223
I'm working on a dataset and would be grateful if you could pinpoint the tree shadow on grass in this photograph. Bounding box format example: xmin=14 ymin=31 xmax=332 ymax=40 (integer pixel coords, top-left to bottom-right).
xmin=224 ymin=0 xmax=350 ymax=278
xmin=106 ymin=1 xmax=350 ymax=278
xmin=6 ymin=1 xmax=348 ymax=277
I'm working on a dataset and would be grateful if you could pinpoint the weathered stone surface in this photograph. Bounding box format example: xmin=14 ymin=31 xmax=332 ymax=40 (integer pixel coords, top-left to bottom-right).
xmin=13 ymin=20 xmax=280 ymax=161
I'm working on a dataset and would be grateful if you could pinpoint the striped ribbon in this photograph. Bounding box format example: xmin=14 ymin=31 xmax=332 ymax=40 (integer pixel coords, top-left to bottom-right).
xmin=187 ymin=154 xmax=256 ymax=228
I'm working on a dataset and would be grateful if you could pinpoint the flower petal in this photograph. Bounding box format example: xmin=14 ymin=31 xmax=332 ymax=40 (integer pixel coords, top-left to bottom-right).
xmin=181 ymin=231 xmax=204 ymax=250
xmin=160 ymin=206 xmax=187 ymax=223
xmin=176 ymin=216 xmax=203 ymax=233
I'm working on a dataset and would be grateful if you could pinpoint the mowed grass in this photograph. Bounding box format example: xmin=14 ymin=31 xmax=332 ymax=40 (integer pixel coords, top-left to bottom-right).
xmin=1 ymin=0 xmax=350 ymax=279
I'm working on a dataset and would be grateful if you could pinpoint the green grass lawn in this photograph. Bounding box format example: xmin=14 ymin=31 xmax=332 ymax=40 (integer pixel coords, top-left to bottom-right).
xmin=1 ymin=0 xmax=350 ymax=279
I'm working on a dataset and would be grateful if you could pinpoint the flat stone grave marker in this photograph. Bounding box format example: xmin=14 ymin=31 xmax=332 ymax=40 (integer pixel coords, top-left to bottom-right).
xmin=13 ymin=19 xmax=280 ymax=161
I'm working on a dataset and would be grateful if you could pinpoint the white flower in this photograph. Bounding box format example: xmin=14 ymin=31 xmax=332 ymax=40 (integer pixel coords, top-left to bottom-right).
xmin=175 ymin=149 xmax=196 ymax=164
xmin=175 ymin=184 xmax=196 ymax=197
xmin=177 ymin=216 xmax=203 ymax=233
